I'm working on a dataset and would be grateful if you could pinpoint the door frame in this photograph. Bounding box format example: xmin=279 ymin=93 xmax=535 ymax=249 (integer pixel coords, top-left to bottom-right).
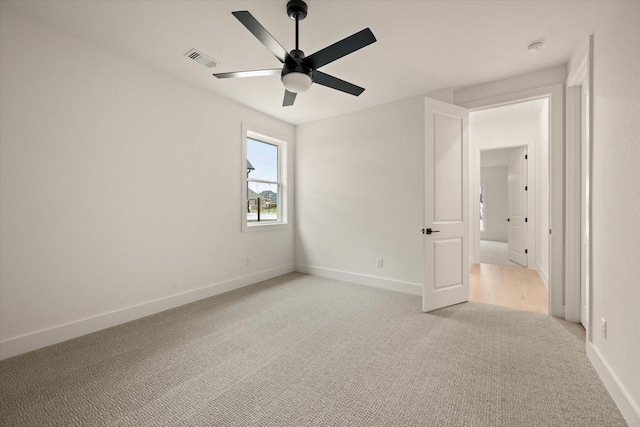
xmin=565 ymin=37 xmax=593 ymax=334
xmin=459 ymin=83 xmax=565 ymax=318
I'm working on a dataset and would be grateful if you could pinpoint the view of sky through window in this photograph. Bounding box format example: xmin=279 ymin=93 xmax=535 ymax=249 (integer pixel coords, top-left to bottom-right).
xmin=247 ymin=138 xmax=278 ymax=182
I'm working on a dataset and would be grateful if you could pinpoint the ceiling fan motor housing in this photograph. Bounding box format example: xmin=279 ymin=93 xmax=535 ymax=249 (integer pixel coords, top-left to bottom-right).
xmin=283 ymin=50 xmax=311 ymax=75
xmin=282 ymin=49 xmax=313 ymax=92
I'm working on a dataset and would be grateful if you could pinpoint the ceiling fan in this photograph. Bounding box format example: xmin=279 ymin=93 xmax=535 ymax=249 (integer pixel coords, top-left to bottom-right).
xmin=213 ymin=0 xmax=377 ymax=106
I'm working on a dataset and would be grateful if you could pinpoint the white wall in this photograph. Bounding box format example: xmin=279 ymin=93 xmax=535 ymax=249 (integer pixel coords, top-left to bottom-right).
xmin=480 ymin=166 xmax=508 ymax=242
xmin=574 ymin=2 xmax=640 ymax=424
xmin=295 ymin=76 xmax=559 ymax=300
xmin=295 ymin=96 xmax=425 ymax=295
xmin=0 ymin=9 xmax=295 ymax=359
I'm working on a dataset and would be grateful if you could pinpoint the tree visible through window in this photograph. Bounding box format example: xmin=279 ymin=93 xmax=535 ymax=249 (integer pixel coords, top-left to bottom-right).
xmin=246 ymin=137 xmax=280 ymax=223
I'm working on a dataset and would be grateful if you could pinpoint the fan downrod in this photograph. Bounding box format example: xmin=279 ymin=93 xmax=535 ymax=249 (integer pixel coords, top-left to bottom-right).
xmin=287 ymin=0 xmax=308 ymax=21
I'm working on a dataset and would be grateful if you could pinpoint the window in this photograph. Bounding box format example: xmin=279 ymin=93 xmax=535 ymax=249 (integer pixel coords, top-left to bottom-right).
xmin=242 ymin=124 xmax=288 ymax=231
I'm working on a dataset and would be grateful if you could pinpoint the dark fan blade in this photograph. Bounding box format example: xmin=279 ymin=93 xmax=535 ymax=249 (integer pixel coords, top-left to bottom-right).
xmin=313 ymin=71 xmax=365 ymax=96
xmin=305 ymin=28 xmax=376 ymax=70
xmin=232 ymin=11 xmax=289 ymax=63
xmin=283 ymin=90 xmax=297 ymax=106
xmin=213 ymin=69 xmax=282 ymax=79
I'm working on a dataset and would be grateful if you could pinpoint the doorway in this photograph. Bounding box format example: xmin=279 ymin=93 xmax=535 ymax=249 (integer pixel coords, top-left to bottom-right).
xmin=478 ymin=147 xmax=528 ymax=267
xmin=468 ymin=98 xmax=550 ymax=314
xmin=458 ymin=83 xmax=564 ymax=317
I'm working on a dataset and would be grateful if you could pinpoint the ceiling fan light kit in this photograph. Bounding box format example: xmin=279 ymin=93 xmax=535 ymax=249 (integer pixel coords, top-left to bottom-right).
xmin=213 ymin=0 xmax=376 ymax=106
xmin=282 ymin=68 xmax=313 ymax=92
xmin=281 ymin=47 xmax=313 ymax=92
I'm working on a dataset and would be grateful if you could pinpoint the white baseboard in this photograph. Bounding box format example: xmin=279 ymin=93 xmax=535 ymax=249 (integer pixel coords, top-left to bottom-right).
xmin=0 ymin=264 xmax=295 ymax=360
xmin=536 ymin=261 xmax=549 ymax=288
xmin=296 ymin=264 xmax=422 ymax=296
xmin=587 ymin=341 xmax=640 ymax=426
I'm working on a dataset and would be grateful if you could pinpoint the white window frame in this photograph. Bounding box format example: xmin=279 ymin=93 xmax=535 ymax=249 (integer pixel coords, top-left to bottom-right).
xmin=242 ymin=123 xmax=289 ymax=232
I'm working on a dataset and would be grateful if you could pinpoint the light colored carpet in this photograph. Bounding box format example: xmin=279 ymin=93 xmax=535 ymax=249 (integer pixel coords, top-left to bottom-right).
xmin=0 ymin=273 xmax=626 ymax=426
xmin=480 ymin=240 xmax=522 ymax=267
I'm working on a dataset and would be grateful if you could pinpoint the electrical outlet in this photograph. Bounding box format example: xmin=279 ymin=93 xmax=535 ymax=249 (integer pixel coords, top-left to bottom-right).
xmin=246 ymin=257 xmax=251 ymax=267
xmin=601 ymin=317 xmax=607 ymax=339
xmin=377 ymin=258 xmax=383 ymax=268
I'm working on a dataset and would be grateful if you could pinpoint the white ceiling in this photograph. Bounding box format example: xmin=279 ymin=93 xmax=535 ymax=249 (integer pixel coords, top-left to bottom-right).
xmin=0 ymin=0 xmax=597 ymax=125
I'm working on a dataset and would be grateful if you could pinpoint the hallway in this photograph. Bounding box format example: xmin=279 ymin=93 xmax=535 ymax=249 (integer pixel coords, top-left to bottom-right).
xmin=470 ymin=263 xmax=548 ymax=314
xmin=479 ymin=240 xmax=522 ymax=267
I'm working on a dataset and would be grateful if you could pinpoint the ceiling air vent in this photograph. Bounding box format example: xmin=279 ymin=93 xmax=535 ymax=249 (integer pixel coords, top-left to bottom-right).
xmin=184 ymin=49 xmax=219 ymax=68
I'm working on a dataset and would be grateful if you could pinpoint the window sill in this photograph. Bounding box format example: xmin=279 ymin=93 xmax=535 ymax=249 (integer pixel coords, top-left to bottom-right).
xmin=243 ymin=221 xmax=290 ymax=232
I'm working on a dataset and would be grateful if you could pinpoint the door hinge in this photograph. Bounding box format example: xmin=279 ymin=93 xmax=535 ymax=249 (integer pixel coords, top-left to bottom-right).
xmin=549 ymin=229 xmax=552 ymax=235
xmin=525 ymin=249 xmax=528 ymax=254
xmin=525 ymin=154 xmax=528 ymax=159
xmin=525 ymin=185 xmax=528 ymax=191
xmin=525 ymin=217 xmax=528 ymax=222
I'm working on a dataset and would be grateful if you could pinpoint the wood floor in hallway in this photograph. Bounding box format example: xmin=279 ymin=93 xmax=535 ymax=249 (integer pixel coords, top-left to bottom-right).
xmin=470 ymin=263 xmax=548 ymax=314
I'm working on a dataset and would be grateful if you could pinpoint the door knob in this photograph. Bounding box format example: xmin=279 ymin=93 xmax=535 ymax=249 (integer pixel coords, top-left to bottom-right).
xmin=422 ymin=228 xmax=440 ymax=235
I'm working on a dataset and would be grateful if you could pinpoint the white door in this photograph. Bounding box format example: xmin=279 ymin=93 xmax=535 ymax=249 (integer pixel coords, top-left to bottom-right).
xmin=507 ymin=147 xmax=528 ymax=267
xmin=423 ymin=98 xmax=469 ymax=312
